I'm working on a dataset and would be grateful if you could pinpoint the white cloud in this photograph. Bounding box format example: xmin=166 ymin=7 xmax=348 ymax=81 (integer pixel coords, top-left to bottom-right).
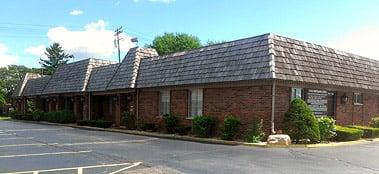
xmin=36 ymin=20 xmax=136 ymax=60
xmin=328 ymin=26 xmax=379 ymax=60
xmin=69 ymin=10 xmax=83 ymax=16
xmin=132 ymin=0 xmax=175 ymax=4
xmin=25 ymin=45 xmax=46 ymax=58
xmin=0 ymin=43 xmax=19 ymax=67
xmin=115 ymin=1 xmax=121 ymax=6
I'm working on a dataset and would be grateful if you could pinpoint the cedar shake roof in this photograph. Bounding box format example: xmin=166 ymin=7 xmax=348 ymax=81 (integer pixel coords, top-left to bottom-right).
xmin=12 ymin=73 xmax=43 ymax=97
xmin=106 ymin=47 xmax=158 ymax=90
xmin=136 ymin=34 xmax=274 ymax=88
xmin=13 ymin=33 xmax=379 ymax=97
xmin=87 ymin=63 xmax=119 ymax=92
xmin=272 ymin=34 xmax=379 ymax=90
xmin=22 ymin=76 xmax=51 ymax=97
xmin=42 ymin=58 xmax=116 ymax=94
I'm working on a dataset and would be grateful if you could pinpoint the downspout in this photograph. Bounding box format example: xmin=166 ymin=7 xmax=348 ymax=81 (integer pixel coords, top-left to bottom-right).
xmin=136 ymin=89 xmax=139 ymax=125
xmin=268 ymin=33 xmax=276 ymax=134
xmin=271 ymin=79 xmax=276 ymax=134
xmin=88 ymin=92 xmax=91 ymax=120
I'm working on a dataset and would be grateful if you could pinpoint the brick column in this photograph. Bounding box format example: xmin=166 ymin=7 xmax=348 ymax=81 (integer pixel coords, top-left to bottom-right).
xmin=114 ymin=94 xmax=121 ymax=126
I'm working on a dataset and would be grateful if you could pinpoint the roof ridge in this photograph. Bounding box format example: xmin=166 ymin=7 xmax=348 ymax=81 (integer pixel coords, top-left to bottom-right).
xmin=267 ymin=33 xmax=276 ymax=79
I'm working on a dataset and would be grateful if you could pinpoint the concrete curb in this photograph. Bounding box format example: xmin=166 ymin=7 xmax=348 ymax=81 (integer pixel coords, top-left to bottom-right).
xmin=10 ymin=119 xmax=379 ymax=148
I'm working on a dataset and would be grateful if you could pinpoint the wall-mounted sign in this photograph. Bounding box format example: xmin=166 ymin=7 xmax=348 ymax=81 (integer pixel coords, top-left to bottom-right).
xmin=306 ymin=89 xmax=328 ymax=116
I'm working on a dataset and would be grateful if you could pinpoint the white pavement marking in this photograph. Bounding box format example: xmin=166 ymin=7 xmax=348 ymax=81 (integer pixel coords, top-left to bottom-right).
xmin=109 ymin=162 xmax=142 ymax=174
xmin=0 ymin=133 xmax=14 ymax=136
xmin=2 ymin=128 xmax=72 ymax=132
xmin=0 ymin=162 xmax=141 ymax=174
xmin=0 ymin=143 xmax=45 ymax=148
xmin=54 ymin=138 xmax=159 ymax=146
xmin=0 ymin=137 xmax=34 ymax=140
xmin=0 ymin=150 xmax=92 ymax=159
xmin=0 ymin=138 xmax=158 ymax=149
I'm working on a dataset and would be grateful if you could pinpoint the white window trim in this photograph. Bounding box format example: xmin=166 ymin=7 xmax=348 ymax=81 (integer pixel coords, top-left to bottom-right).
xmin=187 ymin=88 xmax=203 ymax=119
xmin=353 ymin=93 xmax=363 ymax=105
xmin=159 ymin=90 xmax=170 ymax=116
xmin=291 ymin=87 xmax=303 ymax=101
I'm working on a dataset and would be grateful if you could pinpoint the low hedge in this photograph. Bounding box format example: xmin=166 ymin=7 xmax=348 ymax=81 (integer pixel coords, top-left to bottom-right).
xmin=334 ymin=125 xmax=364 ymax=141
xmin=192 ymin=115 xmax=216 ymax=138
xmin=348 ymin=125 xmax=379 ymax=138
xmin=77 ymin=120 xmax=114 ymax=128
xmin=42 ymin=110 xmax=76 ymax=123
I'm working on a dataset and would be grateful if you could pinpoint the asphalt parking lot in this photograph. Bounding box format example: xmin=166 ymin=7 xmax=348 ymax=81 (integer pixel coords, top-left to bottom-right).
xmin=1 ymin=120 xmax=379 ymax=174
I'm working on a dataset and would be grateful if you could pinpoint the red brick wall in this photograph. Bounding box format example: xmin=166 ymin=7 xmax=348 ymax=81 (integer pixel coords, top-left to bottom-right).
xmin=274 ymin=86 xmax=290 ymax=132
xmin=170 ymin=90 xmax=190 ymax=125
xmin=137 ymin=91 xmax=164 ymax=129
xmin=336 ymin=92 xmax=379 ymax=126
xmin=203 ymin=86 xmax=272 ymax=137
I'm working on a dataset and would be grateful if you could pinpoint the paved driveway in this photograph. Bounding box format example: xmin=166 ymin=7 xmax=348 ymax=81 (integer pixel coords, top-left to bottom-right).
xmin=0 ymin=120 xmax=378 ymax=174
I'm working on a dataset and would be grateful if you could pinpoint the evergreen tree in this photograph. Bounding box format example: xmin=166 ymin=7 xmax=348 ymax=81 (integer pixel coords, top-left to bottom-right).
xmin=40 ymin=43 xmax=73 ymax=75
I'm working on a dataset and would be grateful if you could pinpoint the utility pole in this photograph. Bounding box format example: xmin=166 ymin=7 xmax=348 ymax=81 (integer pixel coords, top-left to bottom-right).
xmin=114 ymin=27 xmax=123 ymax=63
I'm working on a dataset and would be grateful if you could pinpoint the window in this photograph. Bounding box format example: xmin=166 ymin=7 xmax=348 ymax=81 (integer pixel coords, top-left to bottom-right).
xmin=291 ymin=88 xmax=303 ymax=100
xmin=159 ymin=91 xmax=170 ymax=116
xmin=188 ymin=89 xmax=203 ymax=118
xmin=353 ymin=93 xmax=363 ymax=105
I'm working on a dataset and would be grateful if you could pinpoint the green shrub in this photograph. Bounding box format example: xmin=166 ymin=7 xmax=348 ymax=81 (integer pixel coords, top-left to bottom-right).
xmin=369 ymin=117 xmax=379 ymax=128
xmin=122 ymin=112 xmax=136 ymax=130
xmin=175 ymin=125 xmax=192 ymax=135
xmin=334 ymin=125 xmax=364 ymax=141
xmin=77 ymin=120 xmax=113 ymax=128
xmin=42 ymin=110 xmax=75 ymax=123
xmin=318 ymin=117 xmax=337 ymax=141
xmin=192 ymin=115 xmax=216 ymax=138
xmin=246 ymin=118 xmax=265 ymax=143
xmin=164 ymin=114 xmax=179 ymax=134
xmin=348 ymin=125 xmax=379 ymax=138
xmin=9 ymin=110 xmax=23 ymax=120
xmin=283 ymin=99 xmax=320 ymax=143
xmin=140 ymin=123 xmax=157 ymax=132
xmin=31 ymin=110 xmax=44 ymax=121
xmin=221 ymin=116 xmax=241 ymax=140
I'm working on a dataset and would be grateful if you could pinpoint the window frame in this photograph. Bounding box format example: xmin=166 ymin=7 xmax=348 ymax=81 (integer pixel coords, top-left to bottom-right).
xmin=188 ymin=88 xmax=203 ymax=119
xmin=291 ymin=87 xmax=303 ymax=101
xmin=159 ymin=90 xmax=170 ymax=116
xmin=353 ymin=93 xmax=363 ymax=105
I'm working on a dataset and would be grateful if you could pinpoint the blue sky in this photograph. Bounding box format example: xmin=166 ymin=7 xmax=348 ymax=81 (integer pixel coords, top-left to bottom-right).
xmin=1 ymin=0 xmax=379 ymax=68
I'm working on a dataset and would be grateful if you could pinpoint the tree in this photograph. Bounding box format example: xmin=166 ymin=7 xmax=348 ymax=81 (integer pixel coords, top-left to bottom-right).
xmin=40 ymin=43 xmax=73 ymax=75
xmin=148 ymin=33 xmax=202 ymax=55
xmin=283 ymin=99 xmax=320 ymax=143
xmin=205 ymin=40 xmax=226 ymax=46
xmin=0 ymin=65 xmax=43 ymax=103
xmin=0 ymin=81 xmax=6 ymax=106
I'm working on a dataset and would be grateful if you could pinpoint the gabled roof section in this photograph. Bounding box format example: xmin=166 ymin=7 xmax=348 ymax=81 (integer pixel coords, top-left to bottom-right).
xmin=106 ymin=47 xmax=158 ymax=90
xmin=272 ymin=34 xmax=379 ymax=90
xmin=42 ymin=59 xmax=116 ymax=94
xmin=136 ymin=34 xmax=274 ymax=88
xmin=23 ymin=76 xmax=51 ymax=97
xmin=87 ymin=63 xmax=119 ymax=92
xmin=12 ymin=73 xmax=42 ymax=97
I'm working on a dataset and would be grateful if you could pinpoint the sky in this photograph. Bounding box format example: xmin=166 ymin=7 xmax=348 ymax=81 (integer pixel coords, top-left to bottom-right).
xmin=1 ymin=0 xmax=379 ymax=68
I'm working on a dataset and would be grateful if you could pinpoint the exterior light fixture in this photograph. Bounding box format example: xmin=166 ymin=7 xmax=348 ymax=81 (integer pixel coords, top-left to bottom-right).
xmin=341 ymin=94 xmax=348 ymax=104
xmin=52 ymin=98 xmax=57 ymax=102
xmin=113 ymin=96 xmax=119 ymax=102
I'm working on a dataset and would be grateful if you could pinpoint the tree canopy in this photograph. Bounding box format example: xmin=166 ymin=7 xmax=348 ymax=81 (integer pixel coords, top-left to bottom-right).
xmin=40 ymin=43 xmax=73 ymax=75
xmin=147 ymin=33 xmax=202 ymax=55
xmin=0 ymin=65 xmax=42 ymax=104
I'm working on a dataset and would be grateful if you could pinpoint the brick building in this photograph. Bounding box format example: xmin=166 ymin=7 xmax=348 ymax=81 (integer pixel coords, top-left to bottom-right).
xmin=13 ymin=33 xmax=379 ymax=136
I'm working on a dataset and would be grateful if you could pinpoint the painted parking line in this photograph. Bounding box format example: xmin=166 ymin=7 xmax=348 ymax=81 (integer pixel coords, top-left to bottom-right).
xmin=0 ymin=138 xmax=158 ymax=149
xmin=54 ymin=138 xmax=159 ymax=146
xmin=0 ymin=143 xmax=45 ymax=148
xmin=0 ymin=150 xmax=92 ymax=159
xmin=1 ymin=128 xmax=72 ymax=132
xmin=0 ymin=137 xmax=34 ymax=140
xmin=0 ymin=162 xmax=142 ymax=174
xmin=0 ymin=133 xmax=14 ymax=136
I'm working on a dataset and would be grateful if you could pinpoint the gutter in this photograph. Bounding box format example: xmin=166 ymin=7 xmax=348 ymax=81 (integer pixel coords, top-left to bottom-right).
xmin=271 ymin=79 xmax=276 ymax=134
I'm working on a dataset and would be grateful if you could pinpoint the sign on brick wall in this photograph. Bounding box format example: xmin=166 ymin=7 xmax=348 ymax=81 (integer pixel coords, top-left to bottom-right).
xmin=306 ymin=89 xmax=328 ymax=116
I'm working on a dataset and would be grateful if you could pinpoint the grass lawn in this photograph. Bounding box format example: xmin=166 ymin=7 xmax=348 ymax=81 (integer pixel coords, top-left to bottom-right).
xmin=0 ymin=115 xmax=10 ymax=120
